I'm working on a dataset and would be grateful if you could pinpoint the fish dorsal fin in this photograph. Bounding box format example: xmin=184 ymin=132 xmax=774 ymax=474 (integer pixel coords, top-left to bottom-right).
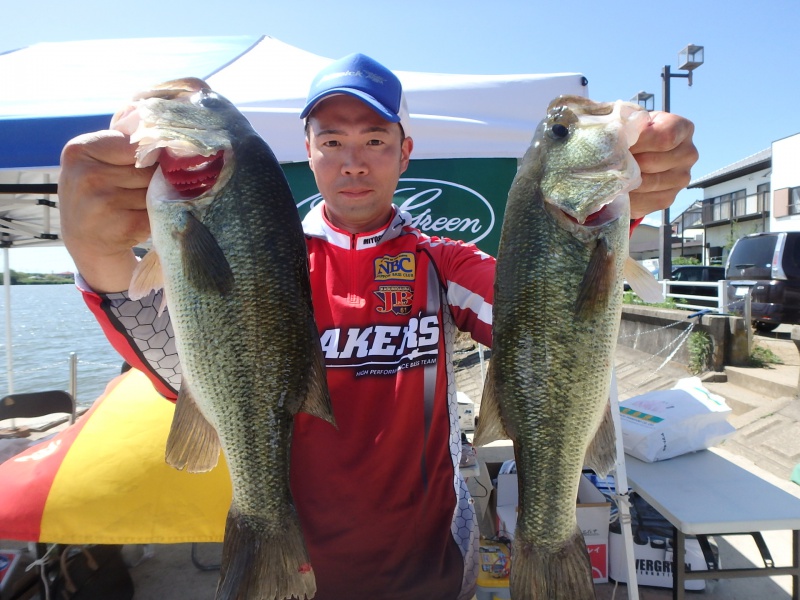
xmin=129 ymin=249 xmax=164 ymax=300
xmin=623 ymin=257 xmax=664 ymax=304
xmin=293 ymin=322 xmax=336 ymax=427
xmin=472 ymin=361 xmax=511 ymax=446
xmin=575 ymin=237 xmax=615 ymax=318
xmin=583 ymin=400 xmax=617 ymax=477
xmin=165 ymin=385 xmax=221 ymax=473
xmin=180 ymin=212 xmax=235 ymax=295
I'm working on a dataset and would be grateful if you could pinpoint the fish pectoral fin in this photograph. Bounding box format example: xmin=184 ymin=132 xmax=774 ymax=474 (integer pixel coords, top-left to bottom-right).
xmin=179 ymin=212 xmax=235 ymax=295
xmin=295 ymin=330 xmax=336 ymax=427
xmin=583 ymin=400 xmax=617 ymax=477
xmin=129 ymin=249 xmax=164 ymax=300
xmin=472 ymin=361 xmax=511 ymax=446
xmin=165 ymin=385 xmax=221 ymax=473
xmin=624 ymin=256 xmax=664 ymax=303
xmin=575 ymin=237 xmax=615 ymax=318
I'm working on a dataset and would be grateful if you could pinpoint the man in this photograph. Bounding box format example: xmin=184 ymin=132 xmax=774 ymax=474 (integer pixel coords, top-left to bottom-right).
xmin=59 ymin=53 xmax=697 ymax=599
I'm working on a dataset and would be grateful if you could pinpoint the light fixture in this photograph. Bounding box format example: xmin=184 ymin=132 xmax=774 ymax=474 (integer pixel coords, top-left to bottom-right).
xmin=630 ymin=91 xmax=655 ymax=112
xmin=678 ymin=44 xmax=705 ymax=74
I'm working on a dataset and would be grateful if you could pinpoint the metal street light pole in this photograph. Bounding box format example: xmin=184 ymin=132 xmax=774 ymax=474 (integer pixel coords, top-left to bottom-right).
xmin=657 ymin=44 xmax=704 ymax=279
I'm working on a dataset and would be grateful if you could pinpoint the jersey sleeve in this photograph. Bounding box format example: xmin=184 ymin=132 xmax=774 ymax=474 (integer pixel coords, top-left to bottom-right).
xmin=78 ymin=278 xmax=180 ymax=400
xmin=427 ymin=238 xmax=495 ymax=348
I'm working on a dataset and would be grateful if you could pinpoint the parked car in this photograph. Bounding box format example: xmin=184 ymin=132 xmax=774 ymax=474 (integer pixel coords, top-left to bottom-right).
xmin=669 ymin=265 xmax=726 ymax=302
xmin=725 ymin=231 xmax=800 ymax=331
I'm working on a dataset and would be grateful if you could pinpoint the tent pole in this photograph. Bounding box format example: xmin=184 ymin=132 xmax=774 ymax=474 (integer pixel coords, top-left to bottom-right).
xmin=610 ymin=368 xmax=639 ymax=599
xmin=3 ymin=247 xmax=13 ymax=395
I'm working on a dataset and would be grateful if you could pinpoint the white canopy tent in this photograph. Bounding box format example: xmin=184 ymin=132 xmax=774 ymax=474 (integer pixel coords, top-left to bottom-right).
xmin=0 ymin=34 xmax=588 ymax=249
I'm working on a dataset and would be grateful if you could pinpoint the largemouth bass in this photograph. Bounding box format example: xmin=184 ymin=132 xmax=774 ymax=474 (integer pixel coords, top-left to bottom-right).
xmin=474 ymin=95 xmax=653 ymax=600
xmin=113 ymin=78 xmax=335 ymax=600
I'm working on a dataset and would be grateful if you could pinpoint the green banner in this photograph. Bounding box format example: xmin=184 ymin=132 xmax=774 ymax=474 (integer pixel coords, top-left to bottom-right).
xmin=282 ymin=158 xmax=518 ymax=257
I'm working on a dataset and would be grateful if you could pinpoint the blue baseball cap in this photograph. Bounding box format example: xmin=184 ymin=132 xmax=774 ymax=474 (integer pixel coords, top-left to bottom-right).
xmin=301 ymin=53 xmax=411 ymax=136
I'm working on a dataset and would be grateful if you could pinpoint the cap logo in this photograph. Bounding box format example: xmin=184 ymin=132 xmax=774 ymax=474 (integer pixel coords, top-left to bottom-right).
xmin=363 ymin=70 xmax=386 ymax=85
xmin=319 ymin=69 xmax=386 ymax=86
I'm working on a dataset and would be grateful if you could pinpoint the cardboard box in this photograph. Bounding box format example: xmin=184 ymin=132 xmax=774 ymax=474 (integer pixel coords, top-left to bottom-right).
xmin=488 ymin=465 xmax=610 ymax=584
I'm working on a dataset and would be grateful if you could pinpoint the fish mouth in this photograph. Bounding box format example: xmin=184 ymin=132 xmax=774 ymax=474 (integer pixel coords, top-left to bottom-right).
xmin=563 ymin=204 xmax=615 ymax=227
xmin=555 ymin=193 xmax=627 ymax=229
xmin=157 ymin=149 xmax=225 ymax=199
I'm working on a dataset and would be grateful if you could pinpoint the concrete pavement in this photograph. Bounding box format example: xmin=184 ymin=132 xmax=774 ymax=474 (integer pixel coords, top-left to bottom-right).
xmin=705 ymin=328 xmax=800 ymax=482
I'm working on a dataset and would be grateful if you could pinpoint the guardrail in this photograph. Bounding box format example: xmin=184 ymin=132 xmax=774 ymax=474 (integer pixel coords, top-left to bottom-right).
xmin=661 ymin=280 xmax=728 ymax=312
xmin=662 ymin=280 xmax=755 ymax=335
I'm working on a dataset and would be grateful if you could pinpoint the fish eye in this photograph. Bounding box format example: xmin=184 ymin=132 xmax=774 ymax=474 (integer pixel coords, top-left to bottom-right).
xmin=198 ymin=92 xmax=226 ymax=109
xmin=548 ymin=123 xmax=570 ymax=140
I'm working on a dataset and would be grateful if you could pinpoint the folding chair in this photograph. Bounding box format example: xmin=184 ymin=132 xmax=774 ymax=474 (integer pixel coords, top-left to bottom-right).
xmin=0 ymin=390 xmax=76 ymax=435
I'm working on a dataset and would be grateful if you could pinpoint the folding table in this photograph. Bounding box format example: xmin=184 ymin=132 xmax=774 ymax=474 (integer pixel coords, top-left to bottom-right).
xmin=625 ymin=449 xmax=800 ymax=600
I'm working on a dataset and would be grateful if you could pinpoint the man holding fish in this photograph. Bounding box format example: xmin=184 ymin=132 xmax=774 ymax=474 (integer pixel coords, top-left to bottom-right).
xmin=58 ymin=53 xmax=696 ymax=600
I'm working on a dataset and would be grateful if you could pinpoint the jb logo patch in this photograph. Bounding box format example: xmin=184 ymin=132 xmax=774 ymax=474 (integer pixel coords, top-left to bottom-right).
xmin=374 ymin=285 xmax=414 ymax=316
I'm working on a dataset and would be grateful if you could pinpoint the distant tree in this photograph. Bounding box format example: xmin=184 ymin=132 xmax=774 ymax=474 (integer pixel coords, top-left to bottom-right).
xmin=0 ymin=269 xmax=22 ymax=285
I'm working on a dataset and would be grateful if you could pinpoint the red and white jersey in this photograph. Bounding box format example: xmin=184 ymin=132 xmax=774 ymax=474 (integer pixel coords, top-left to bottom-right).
xmin=296 ymin=204 xmax=493 ymax=599
xmin=79 ymin=203 xmax=495 ymax=600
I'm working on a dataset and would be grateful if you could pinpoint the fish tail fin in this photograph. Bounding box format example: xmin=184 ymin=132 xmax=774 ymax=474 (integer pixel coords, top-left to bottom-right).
xmin=583 ymin=401 xmax=617 ymax=477
xmin=510 ymin=527 xmax=595 ymax=600
xmin=216 ymin=506 xmax=316 ymax=600
xmin=165 ymin=386 xmax=221 ymax=472
xmin=473 ymin=361 xmax=510 ymax=446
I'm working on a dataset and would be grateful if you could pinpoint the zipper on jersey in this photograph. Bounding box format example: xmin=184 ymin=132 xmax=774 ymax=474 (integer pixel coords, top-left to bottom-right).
xmin=348 ymin=233 xmax=361 ymax=305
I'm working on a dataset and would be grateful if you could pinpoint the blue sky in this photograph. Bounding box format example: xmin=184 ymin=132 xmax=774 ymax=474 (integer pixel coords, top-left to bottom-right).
xmin=5 ymin=0 xmax=800 ymax=272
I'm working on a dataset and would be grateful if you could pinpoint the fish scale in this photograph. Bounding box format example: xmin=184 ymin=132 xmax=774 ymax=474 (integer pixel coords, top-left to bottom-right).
xmin=475 ymin=95 xmax=649 ymax=600
xmin=116 ymin=78 xmax=335 ymax=600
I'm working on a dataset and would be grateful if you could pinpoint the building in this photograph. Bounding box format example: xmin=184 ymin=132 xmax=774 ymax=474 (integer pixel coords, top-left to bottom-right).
xmin=629 ymin=222 xmax=659 ymax=261
xmin=672 ymin=200 xmax=704 ymax=263
xmin=683 ymin=131 xmax=800 ymax=266
xmin=687 ymin=148 xmax=771 ymax=265
xmin=771 ymin=133 xmax=800 ymax=227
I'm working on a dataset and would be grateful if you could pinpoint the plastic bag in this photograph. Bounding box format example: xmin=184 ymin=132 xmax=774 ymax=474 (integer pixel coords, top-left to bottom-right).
xmin=619 ymin=377 xmax=735 ymax=462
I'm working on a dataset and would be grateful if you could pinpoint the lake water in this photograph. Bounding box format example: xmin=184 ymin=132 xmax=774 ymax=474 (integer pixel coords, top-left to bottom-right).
xmin=0 ymin=284 xmax=125 ymax=407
